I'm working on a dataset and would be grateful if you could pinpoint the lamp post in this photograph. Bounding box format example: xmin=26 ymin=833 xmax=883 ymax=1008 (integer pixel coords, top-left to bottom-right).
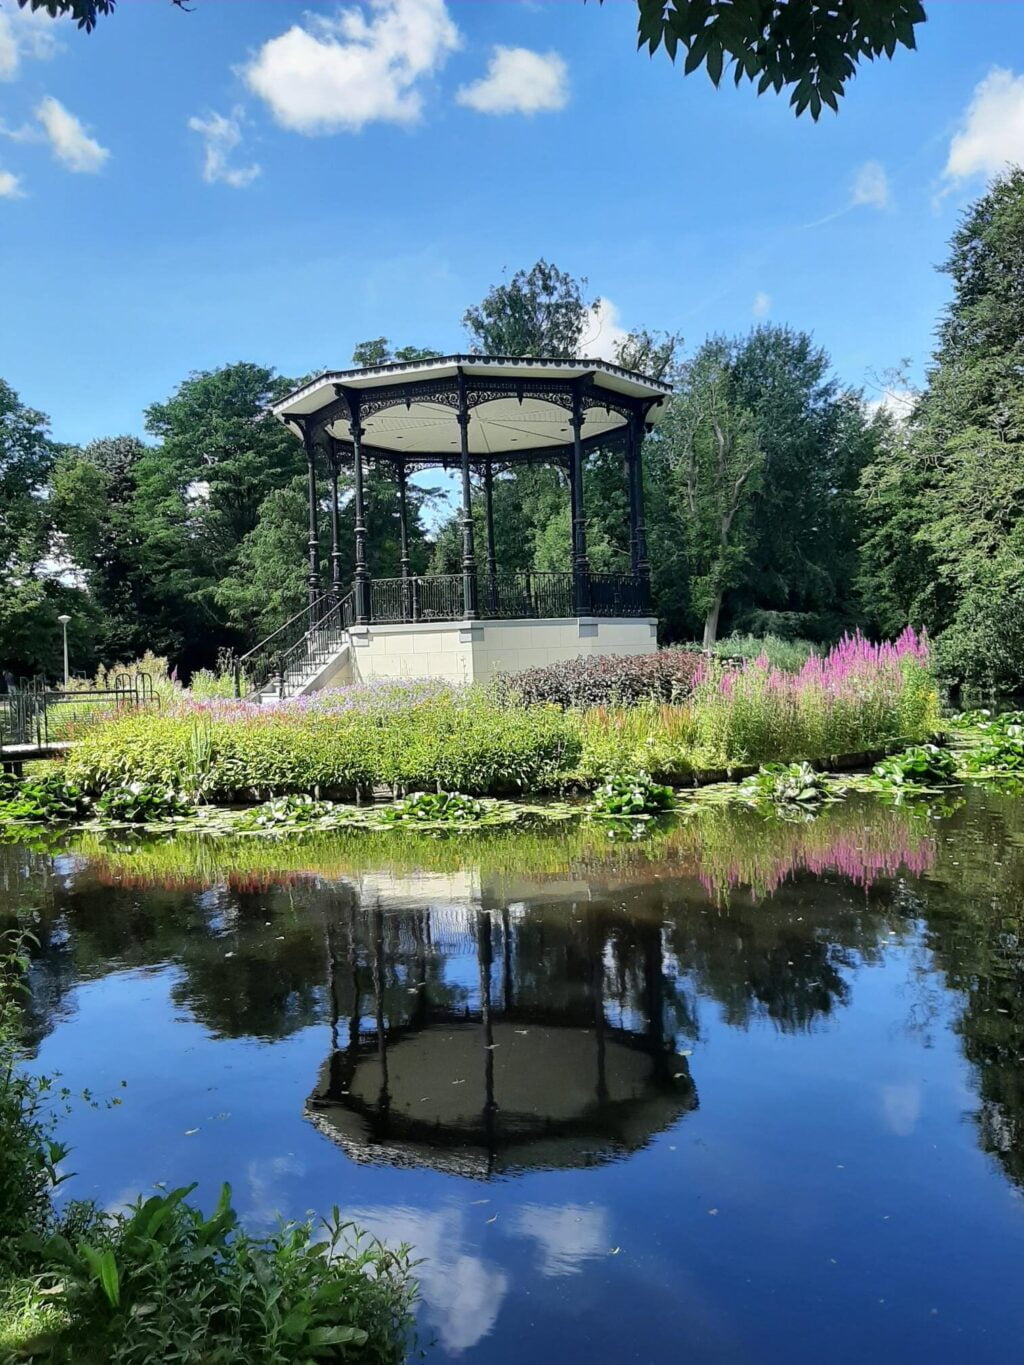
xmin=57 ymin=615 xmax=71 ymax=687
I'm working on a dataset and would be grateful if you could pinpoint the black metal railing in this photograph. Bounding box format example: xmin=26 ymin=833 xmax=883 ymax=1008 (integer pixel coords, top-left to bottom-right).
xmin=235 ymin=592 xmax=354 ymax=700
xmin=1 ymin=674 xmax=158 ymax=754
xmin=369 ymin=571 xmax=649 ymax=624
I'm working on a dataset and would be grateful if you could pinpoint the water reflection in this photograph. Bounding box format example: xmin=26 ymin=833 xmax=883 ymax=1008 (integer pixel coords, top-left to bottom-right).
xmin=308 ymin=888 xmax=697 ymax=1176
xmin=7 ymin=790 xmax=1024 ymax=1197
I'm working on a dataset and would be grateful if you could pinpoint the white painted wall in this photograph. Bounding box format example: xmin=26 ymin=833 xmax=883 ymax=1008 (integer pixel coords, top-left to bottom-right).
xmin=315 ymin=617 xmax=659 ymax=689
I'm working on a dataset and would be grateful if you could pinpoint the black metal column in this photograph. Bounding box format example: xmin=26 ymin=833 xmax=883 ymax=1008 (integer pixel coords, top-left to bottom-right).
xmin=630 ymin=413 xmax=651 ymax=605
xmin=302 ymin=423 xmax=321 ymax=609
xmin=457 ymin=370 xmax=478 ymax=620
xmin=570 ymin=384 xmax=591 ymax=615
xmin=327 ymin=437 xmax=343 ymax=603
xmin=349 ymin=393 xmax=370 ymax=625
xmin=483 ymin=460 xmax=497 ymax=613
xmin=397 ymin=456 xmax=412 ymax=623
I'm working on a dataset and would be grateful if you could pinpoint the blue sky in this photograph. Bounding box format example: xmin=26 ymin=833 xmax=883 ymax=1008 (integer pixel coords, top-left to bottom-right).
xmin=2 ymin=0 xmax=1023 ymax=447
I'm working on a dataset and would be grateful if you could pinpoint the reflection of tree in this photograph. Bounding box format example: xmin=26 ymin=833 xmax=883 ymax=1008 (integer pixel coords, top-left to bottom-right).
xmin=914 ymin=787 xmax=1024 ymax=1188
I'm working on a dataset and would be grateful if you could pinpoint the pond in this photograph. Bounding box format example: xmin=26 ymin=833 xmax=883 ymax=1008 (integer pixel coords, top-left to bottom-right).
xmin=2 ymin=787 xmax=1024 ymax=1364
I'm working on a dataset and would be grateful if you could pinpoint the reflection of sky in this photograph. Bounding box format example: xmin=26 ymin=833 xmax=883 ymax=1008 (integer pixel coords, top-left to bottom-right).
xmin=513 ymin=1204 xmax=610 ymax=1277
xmin=347 ymin=1206 xmax=508 ymax=1355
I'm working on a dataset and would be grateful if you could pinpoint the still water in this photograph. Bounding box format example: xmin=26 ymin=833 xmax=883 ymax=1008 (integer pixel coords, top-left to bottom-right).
xmin=2 ymin=789 xmax=1024 ymax=1363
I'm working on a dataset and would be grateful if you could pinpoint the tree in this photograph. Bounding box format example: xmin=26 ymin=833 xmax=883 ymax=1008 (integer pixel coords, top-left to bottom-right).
xmin=129 ymin=364 xmax=303 ymax=669
xmin=351 ymin=339 xmax=443 ymax=368
xmin=612 ymin=0 xmax=926 ymax=117
xmin=858 ymin=169 xmax=1024 ymax=693
xmin=659 ymin=339 xmax=765 ymax=647
xmin=463 ymin=260 xmax=597 ymax=358
xmin=17 ymin=0 xmax=188 ymax=31
xmin=49 ymin=436 xmax=151 ymax=661
xmin=0 ymin=380 xmax=63 ymax=676
xmin=728 ymin=325 xmax=877 ymax=640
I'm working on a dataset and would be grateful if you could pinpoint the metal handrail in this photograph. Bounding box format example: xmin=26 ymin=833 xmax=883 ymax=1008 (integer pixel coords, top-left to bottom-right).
xmin=238 ymin=592 xmax=354 ymax=700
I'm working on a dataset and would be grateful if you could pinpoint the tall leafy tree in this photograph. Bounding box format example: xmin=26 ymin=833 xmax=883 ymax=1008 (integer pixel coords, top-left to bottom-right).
xmin=858 ymin=169 xmax=1024 ymax=692
xmin=658 ymin=339 xmax=765 ymax=646
xmin=728 ymin=325 xmax=877 ymax=639
xmin=130 ymin=364 xmax=302 ymax=668
xmin=463 ymin=260 xmax=596 ymax=358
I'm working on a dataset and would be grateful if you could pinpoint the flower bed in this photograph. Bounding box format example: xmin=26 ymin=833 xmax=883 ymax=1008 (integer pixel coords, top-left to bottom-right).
xmin=52 ymin=633 xmax=938 ymax=804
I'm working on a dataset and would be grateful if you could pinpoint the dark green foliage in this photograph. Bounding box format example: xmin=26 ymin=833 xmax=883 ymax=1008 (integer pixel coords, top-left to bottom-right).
xmin=494 ymin=649 xmax=702 ymax=708
xmin=858 ymin=170 xmax=1024 ymax=695
xmin=463 ymin=259 xmax=595 ymax=358
xmin=617 ymin=0 xmax=926 ymax=117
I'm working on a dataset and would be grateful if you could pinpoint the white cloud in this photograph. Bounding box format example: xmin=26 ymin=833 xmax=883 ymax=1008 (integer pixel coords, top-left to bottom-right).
xmin=752 ymin=291 xmax=771 ymax=318
xmin=513 ymin=1203 xmax=609 ymax=1277
xmin=866 ymin=385 xmax=915 ymax=422
xmin=456 ymin=46 xmax=568 ymax=116
xmin=851 ymin=159 xmax=889 ymax=210
xmin=582 ymin=297 xmax=628 ymax=362
xmin=243 ymin=0 xmax=460 ymax=135
xmin=188 ymin=108 xmax=260 ymax=188
xmin=944 ymin=67 xmax=1024 ymax=183
xmin=0 ymin=167 xmax=24 ymax=199
xmin=36 ymin=96 xmax=109 ymax=172
xmin=0 ymin=5 xmax=61 ymax=81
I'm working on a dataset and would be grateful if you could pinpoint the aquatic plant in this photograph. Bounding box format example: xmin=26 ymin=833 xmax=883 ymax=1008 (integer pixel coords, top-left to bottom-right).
xmin=587 ymin=771 xmax=675 ymax=818
xmin=0 ymin=771 xmax=89 ymax=825
xmin=92 ymin=782 xmax=195 ymax=824
xmin=740 ymin=761 xmax=829 ymax=810
xmin=872 ymin=744 xmax=960 ymax=789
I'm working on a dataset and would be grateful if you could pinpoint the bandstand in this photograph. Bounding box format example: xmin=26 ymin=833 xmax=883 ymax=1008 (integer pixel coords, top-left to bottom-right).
xmin=242 ymin=355 xmax=671 ymax=696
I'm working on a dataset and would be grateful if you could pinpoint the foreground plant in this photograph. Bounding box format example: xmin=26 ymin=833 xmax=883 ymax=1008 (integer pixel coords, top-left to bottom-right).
xmin=16 ymin=1187 xmax=415 ymax=1364
xmin=377 ymin=791 xmax=486 ymax=825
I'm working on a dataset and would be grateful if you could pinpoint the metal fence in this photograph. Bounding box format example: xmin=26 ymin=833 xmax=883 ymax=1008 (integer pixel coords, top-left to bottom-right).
xmin=0 ymin=673 xmax=159 ymax=753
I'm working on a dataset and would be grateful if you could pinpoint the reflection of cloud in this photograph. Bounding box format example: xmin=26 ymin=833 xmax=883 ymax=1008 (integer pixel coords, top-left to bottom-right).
xmin=348 ymin=1206 xmax=506 ymax=1354
xmin=243 ymin=1154 xmax=307 ymax=1226
xmin=881 ymin=1083 xmax=921 ymax=1137
xmin=513 ymin=1203 xmax=609 ymax=1276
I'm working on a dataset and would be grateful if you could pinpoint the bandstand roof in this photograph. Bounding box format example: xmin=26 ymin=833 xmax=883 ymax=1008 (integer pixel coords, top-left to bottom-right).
xmin=271 ymin=355 xmax=672 ymax=465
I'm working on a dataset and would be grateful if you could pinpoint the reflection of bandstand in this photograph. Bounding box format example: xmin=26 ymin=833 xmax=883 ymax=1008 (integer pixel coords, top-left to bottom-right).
xmin=307 ymin=896 xmax=697 ymax=1179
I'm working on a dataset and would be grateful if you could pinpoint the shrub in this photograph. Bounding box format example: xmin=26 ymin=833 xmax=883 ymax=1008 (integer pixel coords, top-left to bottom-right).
xmin=17 ymin=1189 xmax=415 ymax=1364
xmin=494 ymin=649 xmax=702 ymax=709
xmin=712 ymin=633 xmax=816 ymax=672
